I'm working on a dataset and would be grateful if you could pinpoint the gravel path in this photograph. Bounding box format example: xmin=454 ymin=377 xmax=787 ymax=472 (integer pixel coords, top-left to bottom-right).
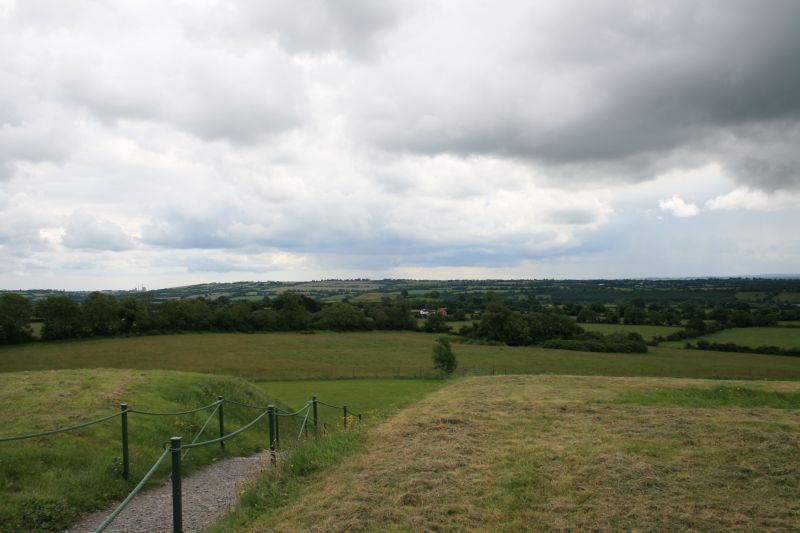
xmin=65 ymin=451 xmax=272 ymax=533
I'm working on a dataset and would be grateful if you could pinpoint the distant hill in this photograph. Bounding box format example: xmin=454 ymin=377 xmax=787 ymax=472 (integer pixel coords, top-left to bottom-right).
xmin=4 ymin=277 xmax=799 ymax=305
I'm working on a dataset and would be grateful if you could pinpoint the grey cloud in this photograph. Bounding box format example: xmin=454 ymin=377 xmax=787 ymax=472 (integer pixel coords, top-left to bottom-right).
xmin=59 ymin=49 xmax=306 ymax=145
xmin=351 ymin=0 xmax=800 ymax=189
xmin=0 ymin=119 xmax=74 ymax=180
xmin=61 ymin=213 xmax=135 ymax=251
xmin=237 ymin=0 xmax=407 ymax=58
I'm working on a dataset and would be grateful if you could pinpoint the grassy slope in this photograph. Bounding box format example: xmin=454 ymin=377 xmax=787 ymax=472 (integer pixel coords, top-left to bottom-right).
xmin=3 ymin=331 xmax=800 ymax=380
xmin=240 ymin=375 xmax=800 ymax=532
xmin=662 ymin=326 xmax=800 ymax=350
xmin=0 ymin=369 xmax=284 ymax=532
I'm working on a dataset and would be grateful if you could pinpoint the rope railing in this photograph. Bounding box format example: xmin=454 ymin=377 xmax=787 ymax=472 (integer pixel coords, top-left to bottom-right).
xmin=276 ymin=402 xmax=312 ymax=417
xmin=316 ymin=400 xmax=344 ymax=409
xmin=222 ymin=398 xmax=266 ymax=410
xmin=0 ymin=411 xmax=124 ymax=442
xmin=95 ymin=446 xmax=171 ymax=533
xmin=182 ymin=408 xmax=270 ymax=450
xmin=128 ymin=400 xmax=221 ymax=416
xmin=0 ymin=400 xmax=225 ymax=443
xmin=4 ymin=394 xmax=365 ymax=533
xmin=183 ymin=403 xmax=221 ymax=459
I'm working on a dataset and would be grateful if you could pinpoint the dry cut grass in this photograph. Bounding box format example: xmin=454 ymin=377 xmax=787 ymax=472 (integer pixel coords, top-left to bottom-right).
xmin=242 ymin=375 xmax=800 ymax=532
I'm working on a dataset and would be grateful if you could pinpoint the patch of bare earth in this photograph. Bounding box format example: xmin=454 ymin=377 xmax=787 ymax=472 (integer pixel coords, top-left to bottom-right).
xmin=245 ymin=375 xmax=800 ymax=532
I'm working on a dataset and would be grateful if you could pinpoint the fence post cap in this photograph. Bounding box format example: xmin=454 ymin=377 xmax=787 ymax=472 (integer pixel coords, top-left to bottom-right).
xmin=170 ymin=436 xmax=182 ymax=448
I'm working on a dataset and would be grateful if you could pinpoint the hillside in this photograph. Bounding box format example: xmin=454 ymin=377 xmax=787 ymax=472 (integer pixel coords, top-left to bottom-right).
xmin=232 ymin=375 xmax=800 ymax=531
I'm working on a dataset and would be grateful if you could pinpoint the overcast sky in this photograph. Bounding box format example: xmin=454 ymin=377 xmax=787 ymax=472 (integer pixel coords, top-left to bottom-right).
xmin=1 ymin=0 xmax=799 ymax=290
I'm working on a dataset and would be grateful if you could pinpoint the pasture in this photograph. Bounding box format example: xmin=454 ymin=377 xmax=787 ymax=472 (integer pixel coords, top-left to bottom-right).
xmin=682 ymin=326 xmax=800 ymax=350
xmin=3 ymin=331 xmax=800 ymax=380
xmin=235 ymin=375 xmax=800 ymax=531
xmin=256 ymin=378 xmax=444 ymax=417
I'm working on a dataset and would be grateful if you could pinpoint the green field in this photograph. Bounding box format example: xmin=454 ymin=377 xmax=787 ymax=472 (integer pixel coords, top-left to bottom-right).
xmin=662 ymin=327 xmax=800 ymax=350
xmin=580 ymin=322 xmax=681 ymax=341
xmin=3 ymin=331 xmax=800 ymax=380
xmin=256 ymin=379 xmax=444 ymax=418
xmin=6 ymin=329 xmax=800 ymax=531
xmin=232 ymin=375 xmax=800 ymax=531
xmin=0 ymin=369 xmax=282 ymax=532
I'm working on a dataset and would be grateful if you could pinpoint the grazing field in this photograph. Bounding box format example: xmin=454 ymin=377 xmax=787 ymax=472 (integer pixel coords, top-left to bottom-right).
xmin=255 ymin=379 xmax=444 ymax=418
xmin=3 ymin=331 xmax=800 ymax=380
xmin=580 ymin=323 xmax=681 ymax=341
xmin=662 ymin=327 xmax=800 ymax=350
xmin=0 ymin=369 xmax=282 ymax=532
xmin=235 ymin=375 xmax=800 ymax=532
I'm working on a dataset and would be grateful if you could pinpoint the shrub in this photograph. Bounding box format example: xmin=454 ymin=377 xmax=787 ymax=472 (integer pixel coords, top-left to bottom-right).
xmin=432 ymin=337 xmax=457 ymax=377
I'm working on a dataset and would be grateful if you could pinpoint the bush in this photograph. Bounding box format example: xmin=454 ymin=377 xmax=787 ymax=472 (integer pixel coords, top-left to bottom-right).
xmin=432 ymin=337 xmax=457 ymax=377
xmin=540 ymin=332 xmax=648 ymax=353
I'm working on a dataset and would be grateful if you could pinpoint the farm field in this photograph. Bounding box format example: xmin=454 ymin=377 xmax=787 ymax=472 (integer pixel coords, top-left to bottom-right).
xmin=235 ymin=375 xmax=800 ymax=532
xmin=3 ymin=331 xmax=800 ymax=380
xmin=0 ymin=369 xmax=281 ymax=532
xmin=662 ymin=327 xmax=800 ymax=350
xmin=256 ymin=379 xmax=444 ymax=418
xmin=580 ymin=322 xmax=681 ymax=340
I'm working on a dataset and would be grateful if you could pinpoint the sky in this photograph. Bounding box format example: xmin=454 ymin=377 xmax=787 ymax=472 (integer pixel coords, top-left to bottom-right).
xmin=1 ymin=0 xmax=799 ymax=290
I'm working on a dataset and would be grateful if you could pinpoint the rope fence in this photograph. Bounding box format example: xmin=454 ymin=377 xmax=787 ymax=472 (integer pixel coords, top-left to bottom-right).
xmin=0 ymin=393 xmax=364 ymax=533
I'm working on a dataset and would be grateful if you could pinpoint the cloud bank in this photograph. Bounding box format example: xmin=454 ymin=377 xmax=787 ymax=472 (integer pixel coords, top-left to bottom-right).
xmin=0 ymin=0 xmax=798 ymax=288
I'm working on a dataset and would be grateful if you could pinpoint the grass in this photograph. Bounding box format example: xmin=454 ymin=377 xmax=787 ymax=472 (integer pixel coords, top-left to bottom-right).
xmin=211 ymin=379 xmax=445 ymax=532
xmin=4 ymin=331 xmax=800 ymax=381
xmin=661 ymin=326 xmax=800 ymax=350
xmin=255 ymin=379 xmax=445 ymax=418
xmin=579 ymin=322 xmax=681 ymax=340
xmin=614 ymin=385 xmax=800 ymax=409
xmin=231 ymin=375 xmax=800 ymax=531
xmin=0 ymin=369 xmax=285 ymax=532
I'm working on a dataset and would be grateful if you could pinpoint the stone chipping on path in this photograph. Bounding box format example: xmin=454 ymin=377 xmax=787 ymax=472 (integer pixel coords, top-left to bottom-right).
xmin=64 ymin=451 xmax=272 ymax=533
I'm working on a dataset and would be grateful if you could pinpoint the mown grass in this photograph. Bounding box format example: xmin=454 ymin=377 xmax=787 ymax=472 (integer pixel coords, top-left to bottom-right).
xmin=0 ymin=369 xmax=286 ymax=532
xmin=661 ymin=326 xmax=800 ymax=350
xmin=210 ymin=379 xmax=444 ymax=533
xmin=3 ymin=331 xmax=800 ymax=380
xmin=580 ymin=322 xmax=681 ymax=340
xmin=233 ymin=375 xmax=800 ymax=532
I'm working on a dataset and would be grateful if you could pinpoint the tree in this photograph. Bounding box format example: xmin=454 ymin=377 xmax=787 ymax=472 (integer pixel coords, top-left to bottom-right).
xmin=0 ymin=293 xmax=33 ymax=344
xmin=276 ymin=293 xmax=312 ymax=330
xmin=36 ymin=296 xmax=83 ymax=340
xmin=119 ymin=297 xmax=151 ymax=333
xmin=423 ymin=312 xmax=450 ymax=333
xmin=82 ymin=292 xmax=121 ymax=336
xmin=315 ymin=302 xmax=368 ymax=331
xmin=432 ymin=337 xmax=456 ymax=377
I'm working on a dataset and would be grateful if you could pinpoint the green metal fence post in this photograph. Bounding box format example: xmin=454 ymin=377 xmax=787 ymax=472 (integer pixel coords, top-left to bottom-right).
xmin=217 ymin=396 xmax=225 ymax=451
xmin=343 ymin=405 xmax=348 ymax=429
xmin=120 ymin=403 xmax=129 ymax=480
xmin=268 ymin=405 xmax=276 ymax=466
xmin=312 ymin=395 xmax=318 ymax=436
xmin=275 ymin=407 xmax=280 ymax=448
xmin=170 ymin=437 xmax=183 ymax=533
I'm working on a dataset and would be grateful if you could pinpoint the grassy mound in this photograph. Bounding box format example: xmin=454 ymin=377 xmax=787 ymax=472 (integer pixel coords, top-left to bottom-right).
xmin=0 ymin=369 xmax=285 ymax=532
xmin=231 ymin=375 xmax=800 ymax=531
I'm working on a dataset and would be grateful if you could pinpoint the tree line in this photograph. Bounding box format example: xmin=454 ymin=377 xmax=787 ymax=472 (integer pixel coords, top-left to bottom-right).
xmin=0 ymin=292 xmax=416 ymax=344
